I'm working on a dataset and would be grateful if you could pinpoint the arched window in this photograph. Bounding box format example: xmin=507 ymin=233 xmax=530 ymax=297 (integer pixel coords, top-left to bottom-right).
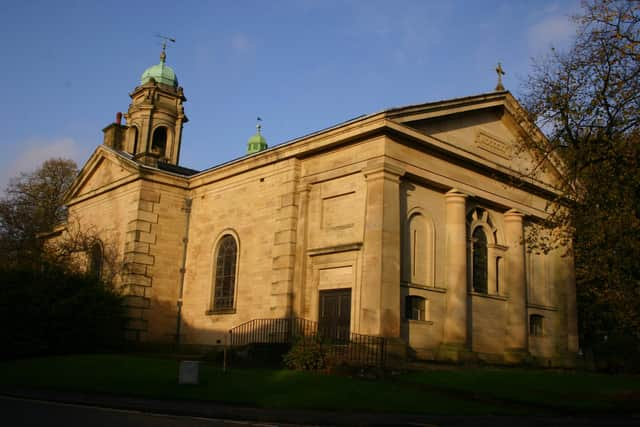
xmin=212 ymin=234 xmax=238 ymax=312
xmin=151 ymin=126 xmax=167 ymax=156
xmin=89 ymin=241 xmax=103 ymax=280
xmin=472 ymin=227 xmax=488 ymax=293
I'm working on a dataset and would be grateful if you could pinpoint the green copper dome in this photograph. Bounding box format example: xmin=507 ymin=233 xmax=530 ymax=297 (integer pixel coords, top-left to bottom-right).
xmin=247 ymin=123 xmax=268 ymax=154
xmin=141 ymin=51 xmax=178 ymax=87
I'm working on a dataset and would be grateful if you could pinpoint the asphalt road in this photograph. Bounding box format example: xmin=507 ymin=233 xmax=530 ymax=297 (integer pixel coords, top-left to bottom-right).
xmin=0 ymin=395 xmax=305 ymax=427
xmin=1 ymin=392 xmax=636 ymax=427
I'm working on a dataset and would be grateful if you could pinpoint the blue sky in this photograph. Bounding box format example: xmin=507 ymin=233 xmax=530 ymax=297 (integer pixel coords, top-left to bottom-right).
xmin=1 ymin=0 xmax=581 ymax=190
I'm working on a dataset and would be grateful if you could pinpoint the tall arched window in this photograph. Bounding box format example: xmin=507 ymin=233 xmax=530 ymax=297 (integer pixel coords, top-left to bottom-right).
xmin=472 ymin=227 xmax=488 ymax=293
xmin=89 ymin=241 xmax=103 ymax=280
xmin=151 ymin=126 xmax=167 ymax=156
xmin=212 ymin=234 xmax=238 ymax=312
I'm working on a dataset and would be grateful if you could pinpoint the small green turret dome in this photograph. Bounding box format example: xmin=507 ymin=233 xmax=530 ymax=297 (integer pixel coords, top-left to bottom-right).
xmin=247 ymin=121 xmax=268 ymax=154
xmin=141 ymin=50 xmax=178 ymax=87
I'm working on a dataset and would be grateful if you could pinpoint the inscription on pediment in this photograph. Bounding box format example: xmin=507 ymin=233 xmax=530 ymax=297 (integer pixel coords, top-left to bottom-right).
xmin=475 ymin=131 xmax=511 ymax=159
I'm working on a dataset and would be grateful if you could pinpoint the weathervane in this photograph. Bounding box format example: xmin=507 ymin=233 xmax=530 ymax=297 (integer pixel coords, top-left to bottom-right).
xmin=256 ymin=116 xmax=263 ymax=134
xmin=156 ymin=34 xmax=176 ymax=63
xmin=495 ymin=62 xmax=505 ymax=91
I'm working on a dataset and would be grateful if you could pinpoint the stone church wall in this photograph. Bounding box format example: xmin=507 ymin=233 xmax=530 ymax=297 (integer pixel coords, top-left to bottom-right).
xmin=66 ymin=181 xmax=146 ymax=340
xmin=136 ymin=181 xmax=189 ymax=341
xmin=179 ymin=160 xmax=299 ymax=345
xmin=300 ymin=139 xmax=384 ymax=334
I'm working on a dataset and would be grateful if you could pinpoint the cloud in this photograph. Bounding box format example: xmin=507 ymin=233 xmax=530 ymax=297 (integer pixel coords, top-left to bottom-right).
xmin=528 ymin=14 xmax=576 ymax=55
xmin=1 ymin=137 xmax=81 ymax=192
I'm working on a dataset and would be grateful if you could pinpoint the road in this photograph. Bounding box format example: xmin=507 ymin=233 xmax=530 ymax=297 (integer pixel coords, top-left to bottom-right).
xmin=0 ymin=395 xmax=305 ymax=427
xmin=1 ymin=393 xmax=636 ymax=427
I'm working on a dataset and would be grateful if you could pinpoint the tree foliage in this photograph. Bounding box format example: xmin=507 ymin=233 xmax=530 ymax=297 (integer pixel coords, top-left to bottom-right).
xmin=0 ymin=159 xmax=128 ymax=357
xmin=523 ymin=0 xmax=640 ymax=342
xmin=0 ymin=265 xmax=126 ymax=358
xmin=0 ymin=158 xmax=78 ymax=268
xmin=43 ymin=217 xmax=124 ymax=285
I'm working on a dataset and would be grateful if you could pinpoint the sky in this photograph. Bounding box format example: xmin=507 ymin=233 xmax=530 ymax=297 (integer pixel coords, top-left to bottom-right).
xmin=0 ymin=0 xmax=582 ymax=191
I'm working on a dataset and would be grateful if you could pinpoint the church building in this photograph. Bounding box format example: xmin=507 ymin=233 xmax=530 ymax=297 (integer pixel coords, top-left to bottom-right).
xmin=58 ymin=48 xmax=579 ymax=365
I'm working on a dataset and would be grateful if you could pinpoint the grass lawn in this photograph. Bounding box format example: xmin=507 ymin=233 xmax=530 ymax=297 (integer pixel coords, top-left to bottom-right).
xmin=0 ymin=354 xmax=638 ymax=416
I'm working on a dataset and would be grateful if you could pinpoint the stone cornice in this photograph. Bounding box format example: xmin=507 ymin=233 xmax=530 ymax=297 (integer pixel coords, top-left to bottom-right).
xmin=307 ymin=242 xmax=362 ymax=256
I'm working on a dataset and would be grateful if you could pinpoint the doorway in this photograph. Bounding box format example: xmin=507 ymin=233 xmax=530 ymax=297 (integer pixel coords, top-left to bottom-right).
xmin=318 ymin=289 xmax=351 ymax=342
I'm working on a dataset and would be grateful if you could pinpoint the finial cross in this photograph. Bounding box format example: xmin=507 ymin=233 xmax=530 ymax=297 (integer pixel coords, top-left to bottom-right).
xmin=495 ymin=62 xmax=506 ymax=91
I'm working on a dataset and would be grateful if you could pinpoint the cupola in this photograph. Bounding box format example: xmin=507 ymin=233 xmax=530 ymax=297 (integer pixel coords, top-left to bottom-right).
xmin=121 ymin=40 xmax=187 ymax=166
xmin=140 ymin=48 xmax=178 ymax=88
xmin=247 ymin=119 xmax=268 ymax=154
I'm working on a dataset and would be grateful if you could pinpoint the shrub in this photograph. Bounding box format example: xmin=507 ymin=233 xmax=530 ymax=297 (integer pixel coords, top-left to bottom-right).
xmin=0 ymin=265 xmax=126 ymax=358
xmin=283 ymin=335 xmax=335 ymax=371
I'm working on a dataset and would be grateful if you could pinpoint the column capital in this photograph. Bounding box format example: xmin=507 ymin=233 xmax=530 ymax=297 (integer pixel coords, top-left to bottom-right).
xmin=296 ymin=183 xmax=312 ymax=194
xmin=504 ymin=208 xmax=525 ymax=221
xmin=445 ymin=188 xmax=468 ymax=202
xmin=362 ymin=159 xmax=405 ymax=180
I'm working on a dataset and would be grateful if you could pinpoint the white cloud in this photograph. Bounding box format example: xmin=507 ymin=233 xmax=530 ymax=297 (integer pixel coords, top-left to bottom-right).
xmin=1 ymin=137 xmax=81 ymax=192
xmin=528 ymin=14 xmax=576 ymax=55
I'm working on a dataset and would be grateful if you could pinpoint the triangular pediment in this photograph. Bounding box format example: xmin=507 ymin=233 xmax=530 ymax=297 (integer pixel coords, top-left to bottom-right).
xmin=66 ymin=146 xmax=141 ymax=204
xmin=385 ymin=92 xmax=564 ymax=189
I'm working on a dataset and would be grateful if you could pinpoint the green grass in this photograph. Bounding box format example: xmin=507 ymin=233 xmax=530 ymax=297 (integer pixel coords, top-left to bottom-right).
xmin=399 ymin=367 xmax=640 ymax=414
xmin=1 ymin=354 xmax=638 ymax=416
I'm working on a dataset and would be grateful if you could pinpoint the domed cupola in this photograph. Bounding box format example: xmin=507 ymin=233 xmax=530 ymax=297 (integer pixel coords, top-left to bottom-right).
xmin=121 ymin=40 xmax=188 ymax=166
xmin=140 ymin=48 xmax=178 ymax=88
xmin=247 ymin=119 xmax=268 ymax=154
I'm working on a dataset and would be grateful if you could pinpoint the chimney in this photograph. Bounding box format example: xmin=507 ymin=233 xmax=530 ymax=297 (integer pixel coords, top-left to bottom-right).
xmin=102 ymin=112 xmax=127 ymax=150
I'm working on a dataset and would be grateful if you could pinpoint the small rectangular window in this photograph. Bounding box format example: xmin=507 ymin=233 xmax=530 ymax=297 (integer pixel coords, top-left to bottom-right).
xmin=405 ymin=296 xmax=426 ymax=321
xmin=530 ymin=314 xmax=544 ymax=336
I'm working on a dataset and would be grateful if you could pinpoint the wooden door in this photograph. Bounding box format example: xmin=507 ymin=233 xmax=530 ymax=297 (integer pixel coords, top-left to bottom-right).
xmin=319 ymin=289 xmax=351 ymax=342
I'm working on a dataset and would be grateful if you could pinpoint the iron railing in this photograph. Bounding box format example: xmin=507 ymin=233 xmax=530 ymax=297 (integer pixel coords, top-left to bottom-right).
xmin=228 ymin=317 xmax=386 ymax=367
xmin=228 ymin=317 xmax=317 ymax=345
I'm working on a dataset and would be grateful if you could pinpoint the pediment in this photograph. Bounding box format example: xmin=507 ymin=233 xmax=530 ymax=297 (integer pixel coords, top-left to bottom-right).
xmin=66 ymin=146 xmax=141 ymax=203
xmin=386 ymin=92 xmax=564 ymax=188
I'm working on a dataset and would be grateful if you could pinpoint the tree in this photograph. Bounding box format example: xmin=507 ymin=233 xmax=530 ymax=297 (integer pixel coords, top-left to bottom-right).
xmin=0 ymin=158 xmax=78 ymax=268
xmin=523 ymin=1 xmax=640 ymax=345
xmin=43 ymin=216 xmax=124 ymax=286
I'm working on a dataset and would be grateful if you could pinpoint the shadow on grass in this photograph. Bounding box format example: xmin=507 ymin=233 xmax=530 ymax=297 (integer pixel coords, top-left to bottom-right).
xmin=1 ymin=354 xmax=638 ymax=416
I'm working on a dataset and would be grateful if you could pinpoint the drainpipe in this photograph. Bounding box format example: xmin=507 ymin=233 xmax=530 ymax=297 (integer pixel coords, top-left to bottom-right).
xmin=176 ymin=197 xmax=192 ymax=346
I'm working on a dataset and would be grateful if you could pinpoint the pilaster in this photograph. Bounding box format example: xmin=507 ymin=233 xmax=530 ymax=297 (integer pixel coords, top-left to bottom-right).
xmin=504 ymin=208 xmax=529 ymax=361
xmin=292 ymin=183 xmax=311 ymax=317
xmin=360 ymin=160 xmax=404 ymax=337
xmin=565 ymin=247 xmax=579 ymax=354
xmin=270 ymin=162 xmax=301 ymax=317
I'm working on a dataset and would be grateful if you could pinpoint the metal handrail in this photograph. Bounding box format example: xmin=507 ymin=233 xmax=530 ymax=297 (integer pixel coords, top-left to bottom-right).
xmin=228 ymin=317 xmax=386 ymax=367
